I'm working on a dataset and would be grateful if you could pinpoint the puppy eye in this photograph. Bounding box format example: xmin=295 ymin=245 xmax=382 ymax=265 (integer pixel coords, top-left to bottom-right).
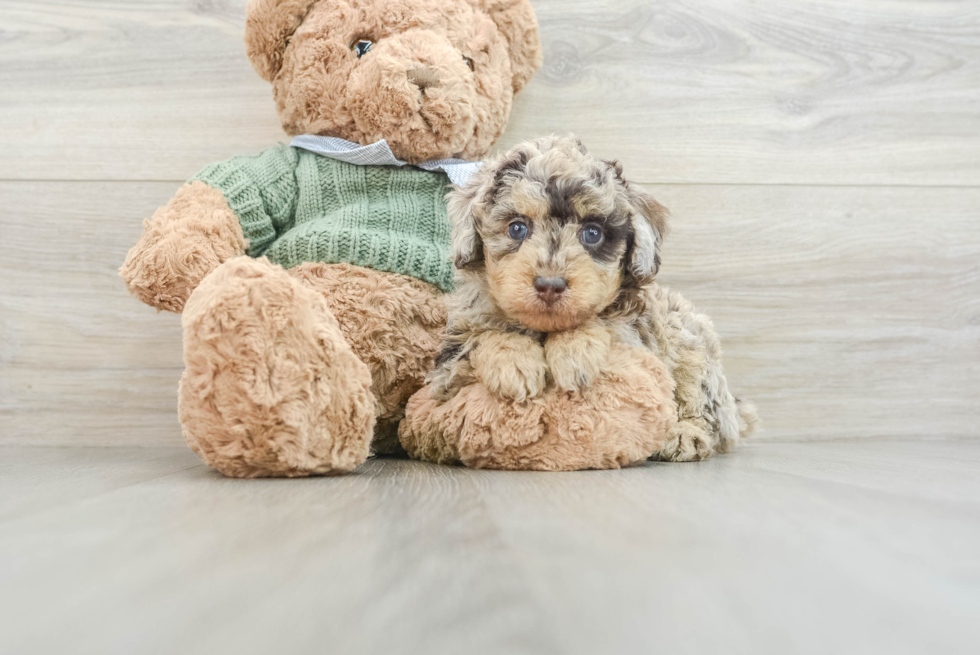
xmin=581 ymin=224 xmax=603 ymax=246
xmin=350 ymin=39 xmax=373 ymax=58
xmin=508 ymin=221 xmax=528 ymax=240
xmin=463 ymin=55 xmax=475 ymax=71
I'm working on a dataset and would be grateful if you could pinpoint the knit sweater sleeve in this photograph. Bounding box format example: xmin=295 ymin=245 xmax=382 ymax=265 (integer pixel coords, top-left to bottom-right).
xmin=189 ymin=144 xmax=300 ymax=257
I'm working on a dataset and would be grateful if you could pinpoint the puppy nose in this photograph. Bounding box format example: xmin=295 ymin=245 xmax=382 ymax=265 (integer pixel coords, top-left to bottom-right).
xmin=534 ymin=276 xmax=567 ymax=305
xmin=407 ymin=66 xmax=441 ymax=91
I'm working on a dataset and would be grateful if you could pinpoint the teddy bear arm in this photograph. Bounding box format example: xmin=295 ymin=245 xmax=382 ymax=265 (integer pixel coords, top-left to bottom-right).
xmin=119 ymin=181 xmax=246 ymax=312
xmin=188 ymin=145 xmax=301 ymax=257
xmin=120 ymin=146 xmax=301 ymax=312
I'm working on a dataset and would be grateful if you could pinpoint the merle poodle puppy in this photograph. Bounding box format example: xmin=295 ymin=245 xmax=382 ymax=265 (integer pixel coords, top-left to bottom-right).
xmin=427 ymin=135 xmax=756 ymax=461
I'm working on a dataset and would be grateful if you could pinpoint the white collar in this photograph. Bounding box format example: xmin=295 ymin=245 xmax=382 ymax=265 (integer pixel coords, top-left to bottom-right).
xmin=290 ymin=135 xmax=482 ymax=187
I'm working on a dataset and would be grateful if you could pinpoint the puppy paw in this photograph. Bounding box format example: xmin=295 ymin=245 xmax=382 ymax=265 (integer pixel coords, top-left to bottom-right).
xmin=544 ymin=325 xmax=612 ymax=392
xmin=470 ymin=332 xmax=547 ymax=402
xmin=655 ymin=421 xmax=714 ymax=462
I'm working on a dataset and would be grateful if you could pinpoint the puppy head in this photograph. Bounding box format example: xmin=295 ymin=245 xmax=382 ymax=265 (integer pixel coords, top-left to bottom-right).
xmin=449 ymin=135 xmax=668 ymax=332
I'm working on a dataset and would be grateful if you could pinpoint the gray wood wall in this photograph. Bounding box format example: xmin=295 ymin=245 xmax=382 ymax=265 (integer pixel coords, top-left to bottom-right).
xmin=1 ymin=0 xmax=978 ymax=446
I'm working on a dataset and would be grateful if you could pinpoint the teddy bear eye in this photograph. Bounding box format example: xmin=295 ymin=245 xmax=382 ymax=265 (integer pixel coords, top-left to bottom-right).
xmin=581 ymin=223 xmax=603 ymax=246
xmin=350 ymin=39 xmax=373 ymax=58
xmin=508 ymin=221 xmax=528 ymax=240
xmin=463 ymin=55 xmax=474 ymax=71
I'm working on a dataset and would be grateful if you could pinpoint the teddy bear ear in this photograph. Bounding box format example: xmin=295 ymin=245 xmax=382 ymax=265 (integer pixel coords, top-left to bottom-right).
xmin=244 ymin=0 xmax=320 ymax=83
xmin=470 ymin=0 xmax=543 ymax=92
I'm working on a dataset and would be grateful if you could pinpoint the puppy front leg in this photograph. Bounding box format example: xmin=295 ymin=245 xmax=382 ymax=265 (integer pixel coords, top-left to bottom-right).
xmin=544 ymin=323 xmax=612 ymax=392
xmin=470 ymin=331 xmax=548 ymax=402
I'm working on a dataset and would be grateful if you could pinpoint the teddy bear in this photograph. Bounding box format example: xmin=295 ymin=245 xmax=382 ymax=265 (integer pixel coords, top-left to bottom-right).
xmin=119 ymin=0 xmax=543 ymax=477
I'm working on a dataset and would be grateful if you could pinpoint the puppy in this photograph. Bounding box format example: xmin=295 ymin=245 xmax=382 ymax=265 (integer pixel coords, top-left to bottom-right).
xmin=428 ymin=136 xmax=756 ymax=462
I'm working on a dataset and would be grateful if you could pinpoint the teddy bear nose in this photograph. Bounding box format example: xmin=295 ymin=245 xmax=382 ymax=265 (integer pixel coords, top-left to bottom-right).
xmin=407 ymin=66 xmax=441 ymax=92
xmin=533 ymin=276 xmax=567 ymax=305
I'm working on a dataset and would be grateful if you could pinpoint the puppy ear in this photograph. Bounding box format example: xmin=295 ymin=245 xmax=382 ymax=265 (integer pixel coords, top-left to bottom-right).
xmin=605 ymin=160 xmax=668 ymax=283
xmin=244 ymin=0 xmax=319 ymax=83
xmin=447 ymin=181 xmax=485 ymax=270
xmin=449 ymin=143 xmax=535 ymax=268
xmin=627 ymin=184 xmax=669 ymax=281
xmin=469 ymin=0 xmax=543 ymax=92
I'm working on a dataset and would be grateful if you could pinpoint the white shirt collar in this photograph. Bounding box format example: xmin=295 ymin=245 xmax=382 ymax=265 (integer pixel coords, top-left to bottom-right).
xmin=290 ymin=135 xmax=482 ymax=187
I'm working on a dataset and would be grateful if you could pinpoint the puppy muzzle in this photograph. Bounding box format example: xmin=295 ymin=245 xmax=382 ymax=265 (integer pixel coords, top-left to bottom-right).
xmin=533 ymin=276 xmax=567 ymax=306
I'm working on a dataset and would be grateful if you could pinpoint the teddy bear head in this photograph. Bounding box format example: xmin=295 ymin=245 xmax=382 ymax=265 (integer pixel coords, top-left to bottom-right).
xmin=244 ymin=0 xmax=542 ymax=164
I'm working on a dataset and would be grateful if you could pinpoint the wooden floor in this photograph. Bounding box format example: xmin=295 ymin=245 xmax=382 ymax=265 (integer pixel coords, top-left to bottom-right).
xmin=1 ymin=440 xmax=978 ymax=655
xmin=1 ymin=1 xmax=979 ymax=652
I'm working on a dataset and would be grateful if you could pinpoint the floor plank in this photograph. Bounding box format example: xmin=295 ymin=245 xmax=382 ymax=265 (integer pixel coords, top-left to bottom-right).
xmin=0 ymin=182 xmax=185 ymax=446
xmin=0 ymin=446 xmax=201 ymax=522
xmin=1 ymin=0 xmax=978 ymax=184
xmin=2 ymin=181 xmax=977 ymax=446
xmin=0 ymin=441 xmax=977 ymax=655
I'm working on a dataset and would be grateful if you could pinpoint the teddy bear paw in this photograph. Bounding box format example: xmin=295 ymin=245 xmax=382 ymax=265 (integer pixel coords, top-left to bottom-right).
xmin=178 ymin=257 xmax=376 ymax=477
xmin=120 ymin=182 xmax=246 ymax=312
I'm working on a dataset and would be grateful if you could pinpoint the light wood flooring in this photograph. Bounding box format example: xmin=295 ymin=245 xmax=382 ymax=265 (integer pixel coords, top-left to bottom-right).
xmin=1 ymin=440 xmax=979 ymax=655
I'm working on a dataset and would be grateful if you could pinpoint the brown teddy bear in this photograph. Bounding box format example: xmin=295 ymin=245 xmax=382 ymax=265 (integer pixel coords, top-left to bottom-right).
xmin=119 ymin=0 xmax=542 ymax=477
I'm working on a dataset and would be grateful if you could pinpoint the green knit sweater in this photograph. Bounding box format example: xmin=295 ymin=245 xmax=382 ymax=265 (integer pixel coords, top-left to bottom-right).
xmin=191 ymin=144 xmax=455 ymax=292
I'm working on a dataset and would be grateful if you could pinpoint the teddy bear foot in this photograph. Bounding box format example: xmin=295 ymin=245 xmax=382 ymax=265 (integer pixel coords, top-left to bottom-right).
xmin=178 ymin=257 xmax=376 ymax=478
xmin=400 ymin=345 xmax=678 ymax=471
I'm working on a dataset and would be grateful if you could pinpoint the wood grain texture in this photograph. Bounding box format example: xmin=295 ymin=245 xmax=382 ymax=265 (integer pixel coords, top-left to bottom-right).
xmin=0 ymin=182 xmax=184 ymax=446
xmin=0 ymin=445 xmax=201 ymax=522
xmin=1 ymin=442 xmax=978 ymax=655
xmin=0 ymin=0 xmax=979 ymax=184
xmin=2 ymin=180 xmax=978 ymax=446
xmin=655 ymin=183 xmax=980 ymax=441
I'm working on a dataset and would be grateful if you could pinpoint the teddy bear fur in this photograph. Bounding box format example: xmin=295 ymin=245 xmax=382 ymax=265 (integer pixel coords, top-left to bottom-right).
xmin=399 ymin=344 xmax=678 ymax=471
xmin=180 ymin=257 xmax=377 ymax=477
xmin=249 ymin=0 xmax=541 ymax=163
xmin=120 ymin=0 xmax=542 ymax=477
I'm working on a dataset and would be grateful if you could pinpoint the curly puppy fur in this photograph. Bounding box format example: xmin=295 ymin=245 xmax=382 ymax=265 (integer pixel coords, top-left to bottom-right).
xmin=424 ymin=135 xmax=756 ymax=462
xmin=245 ymin=0 xmax=542 ymax=163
